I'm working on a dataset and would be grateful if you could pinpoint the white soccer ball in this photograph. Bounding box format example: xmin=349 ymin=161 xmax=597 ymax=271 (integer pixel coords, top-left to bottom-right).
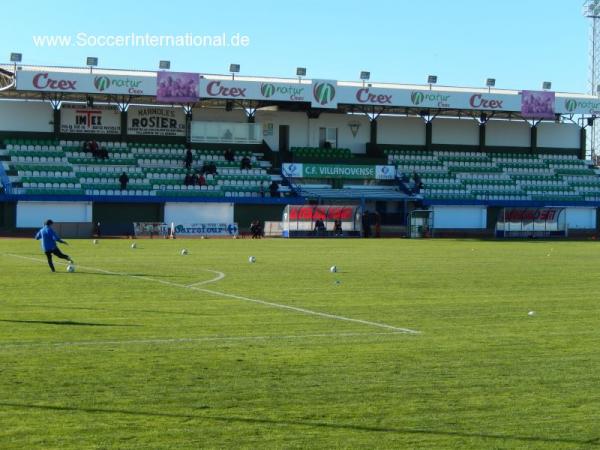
xmin=528 ymin=311 xmax=536 ymax=317
xmin=330 ymin=265 xmax=337 ymax=273
xmin=131 ymin=242 xmax=137 ymax=249
xmin=93 ymin=239 xmax=98 ymax=245
xmin=181 ymin=249 xmax=188 ymax=255
xmin=248 ymin=256 xmax=256 ymax=263
xmin=66 ymin=264 xmax=75 ymax=273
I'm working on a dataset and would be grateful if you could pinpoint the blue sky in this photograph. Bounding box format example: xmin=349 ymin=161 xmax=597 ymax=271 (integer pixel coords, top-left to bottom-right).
xmin=1 ymin=0 xmax=591 ymax=93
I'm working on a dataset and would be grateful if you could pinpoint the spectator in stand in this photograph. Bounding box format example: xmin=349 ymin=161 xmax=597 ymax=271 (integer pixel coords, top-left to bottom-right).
xmin=240 ymin=155 xmax=252 ymax=170
xmin=83 ymin=141 xmax=91 ymax=153
xmin=199 ymin=162 xmax=209 ymax=176
xmin=269 ymin=180 xmax=280 ymax=197
xmin=197 ymin=173 xmax=206 ymax=186
xmin=119 ymin=172 xmax=129 ymax=191
xmin=224 ymin=147 xmax=235 ymax=162
xmin=90 ymin=141 xmax=100 ymax=158
xmin=184 ymin=173 xmax=193 ymax=186
xmin=184 ymin=147 xmax=193 ymax=170
xmin=99 ymin=144 xmax=109 ymax=160
xmin=259 ymin=181 xmax=265 ymax=197
xmin=412 ymin=171 xmax=423 ymax=194
xmin=208 ymin=162 xmax=218 ymax=175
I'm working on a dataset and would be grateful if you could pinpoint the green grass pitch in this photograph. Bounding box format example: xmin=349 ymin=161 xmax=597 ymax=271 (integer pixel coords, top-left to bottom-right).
xmin=1 ymin=237 xmax=599 ymax=449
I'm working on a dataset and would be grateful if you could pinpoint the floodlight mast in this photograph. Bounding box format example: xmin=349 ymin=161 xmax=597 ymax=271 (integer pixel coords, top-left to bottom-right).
xmin=584 ymin=0 xmax=600 ymax=160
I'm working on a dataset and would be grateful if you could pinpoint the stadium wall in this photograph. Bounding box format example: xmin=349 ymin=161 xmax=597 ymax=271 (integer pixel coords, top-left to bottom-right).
xmin=0 ymin=101 xmax=53 ymax=133
xmin=537 ymin=123 xmax=580 ymax=149
xmin=16 ymin=201 xmax=92 ymax=228
xmin=565 ymin=207 xmax=596 ymax=229
xmin=192 ymin=107 xmax=247 ymax=123
xmin=431 ymin=205 xmax=487 ymax=229
xmin=432 ymin=118 xmax=479 ymax=146
xmin=255 ymin=111 xmax=371 ymax=154
xmin=234 ymin=204 xmax=286 ymax=232
xmin=377 ymin=117 xmax=426 ymax=146
xmin=486 ymin=121 xmax=530 ymax=148
xmin=163 ymin=202 xmax=234 ymax=224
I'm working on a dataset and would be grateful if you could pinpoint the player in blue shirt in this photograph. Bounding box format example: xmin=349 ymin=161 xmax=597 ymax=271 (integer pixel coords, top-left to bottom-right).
xmin=35 ymin=219 xmax=73 ymax=272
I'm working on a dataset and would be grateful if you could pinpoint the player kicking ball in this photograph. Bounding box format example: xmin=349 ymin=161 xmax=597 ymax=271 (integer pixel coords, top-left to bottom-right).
xmin=35 ymin=219 xmax=74 ymax=272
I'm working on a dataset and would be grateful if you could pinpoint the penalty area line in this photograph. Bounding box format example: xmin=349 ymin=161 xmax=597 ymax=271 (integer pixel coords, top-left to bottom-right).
xmin=2 ymin=253 xmax=420 ymax=335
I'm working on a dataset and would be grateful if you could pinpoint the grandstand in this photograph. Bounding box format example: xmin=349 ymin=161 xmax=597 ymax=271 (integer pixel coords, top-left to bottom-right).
xmin=1 ymin=63 xmax=600 ymax=236
xmin=1 ymin=138 xmax=274 ymax=198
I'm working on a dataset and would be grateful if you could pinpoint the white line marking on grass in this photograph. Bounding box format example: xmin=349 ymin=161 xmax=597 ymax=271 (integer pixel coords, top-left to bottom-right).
xmin=0 ymin=331 xmax=409 ymax=350
xmin=187 ymin=270 xmax=225 ymax=287
xmin=3 ymin=253 xmax=420 ymax=335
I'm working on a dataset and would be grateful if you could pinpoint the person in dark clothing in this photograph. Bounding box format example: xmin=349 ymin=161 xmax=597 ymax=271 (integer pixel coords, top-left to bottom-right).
xmin=184 ymin=173 xmax=193 ymax=186
xmin=362 ymin=212 xmax=371 ymax=238
xmin=184 ymin=148 xmax=193 ymax=170
xmin=250 ymin=220 xmax=262 ymax=239
xmin=224 ymin=148 xmax=235 ymax=162
xmin=334 ymin=219 xmax=343 ymax=236
xmin=412 ymin=171 xmax=423 ymax=194
xmin=35 ymin=219 xmax=73 ymax=272
xmin=99 ymin=146 xmax=109 ymax=160
xmin=208 ymin=162 xmax=218 ymax=175
xmin=240 ymin=156 xmax=252 ymax=170
xmin=269 ymin=180 xmax=280 ymax=197
xmin=314 ymin=219 xmax=326 ymax=235
xmin=94 ymin=222 xmax=102 ymax=237
xmin=197 ymin=173 xmax=206 ymax=186
xmin=259 ymin=181 xmax=265 ymax=197
xmin=90 ymin=141 xmax=100 ymax=158
xmin=119 ymin=172 xmax=129 ymax=191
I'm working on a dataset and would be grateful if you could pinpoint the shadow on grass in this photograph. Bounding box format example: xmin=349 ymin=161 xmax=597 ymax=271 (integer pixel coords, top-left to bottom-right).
xmin=0 ymin=402 xmax=596 ymax=446
xmin=0 ymin=320 xmax=140 ymax=327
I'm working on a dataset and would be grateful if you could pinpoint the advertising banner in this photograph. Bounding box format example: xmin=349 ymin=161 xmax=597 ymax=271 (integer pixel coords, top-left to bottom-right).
xmin=133 ymin=222 xmax=238 ymax=237
xmin=311 ymin=80 xmax=338 ymax=109
xmin=521 ymin=90 xmax=555 ymax=119
xmin=156 ymin=72 xmax=200 ymax=103
xmin=199 ymin=79 xmax=310 ymax=102
xmin=172 ymin=222 xmax=239 ymax=236
xmin=127 ymin=106 xmax=186 ymax=136
xmin=556 ymin=96 xmax=600 ymax=115
xmin=282 ymin=163 xmax=396 ymax=180
xmin=16 ymin=71 xmax=155 ymax=95
xmin=335 ymin=85 xmax=522 ymax=111
xmin=60 ymin=103 xmax=121 ymax=134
